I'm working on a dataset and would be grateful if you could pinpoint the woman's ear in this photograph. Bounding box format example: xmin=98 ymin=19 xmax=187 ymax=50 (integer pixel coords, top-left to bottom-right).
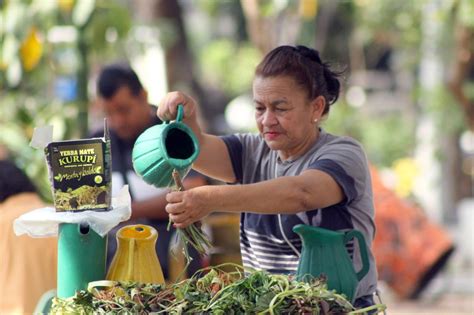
xmin=310 ymin=96 xmax=326 ymax=122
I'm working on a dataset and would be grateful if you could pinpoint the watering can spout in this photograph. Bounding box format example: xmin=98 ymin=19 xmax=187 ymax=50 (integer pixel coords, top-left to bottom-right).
xmin=293 ymin=224 xmax=313 ymax=238
xmin=293 ymin=224 xmax=338 ymax=245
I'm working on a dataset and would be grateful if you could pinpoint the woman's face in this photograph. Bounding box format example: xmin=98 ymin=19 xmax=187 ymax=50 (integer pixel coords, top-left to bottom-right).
xmin=253 ymin=75 xmax=323 ymax=160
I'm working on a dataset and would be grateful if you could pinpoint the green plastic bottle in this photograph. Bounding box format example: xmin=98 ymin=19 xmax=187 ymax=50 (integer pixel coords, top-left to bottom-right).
xmin=57 ymin=223 xmax=107 ymax=298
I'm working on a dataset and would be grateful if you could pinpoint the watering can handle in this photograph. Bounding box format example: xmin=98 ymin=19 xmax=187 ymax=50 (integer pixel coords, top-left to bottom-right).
xmin=344 ymin=230 xmax=370 ymax=281
xmin=164 ymin=104 xmax=184 ymax=124
xmin=176 ymin=104 xmax=184 ymax=122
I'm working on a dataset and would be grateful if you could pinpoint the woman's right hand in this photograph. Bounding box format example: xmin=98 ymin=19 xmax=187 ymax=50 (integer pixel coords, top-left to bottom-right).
xmin=157 ymin=91 xmax=198 ymax=124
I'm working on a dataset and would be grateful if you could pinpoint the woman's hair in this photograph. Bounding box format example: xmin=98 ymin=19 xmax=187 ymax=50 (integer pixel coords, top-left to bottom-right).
xmin=0 ymin=160 xmax=37 ymax=203
xmin=255 ymin=45 xmax=342 ymax=115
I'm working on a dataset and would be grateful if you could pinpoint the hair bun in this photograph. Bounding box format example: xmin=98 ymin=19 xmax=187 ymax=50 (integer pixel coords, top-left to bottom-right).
xmin=296 ymin=46 xmax=341 ymax=105
xmin=322 ymin=67 xmax=341 ymax=105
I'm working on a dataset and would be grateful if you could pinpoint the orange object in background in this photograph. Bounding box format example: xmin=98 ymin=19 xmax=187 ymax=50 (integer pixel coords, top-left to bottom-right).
xmin=0 ymin=193 xmax=57 ymax=314
xmin=370 ymin=166 xmax=455 ymax=299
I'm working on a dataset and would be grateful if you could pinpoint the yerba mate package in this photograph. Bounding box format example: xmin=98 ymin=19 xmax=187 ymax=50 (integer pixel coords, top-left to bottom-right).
xmin=45 ymin=123 xmax=112 ymax=212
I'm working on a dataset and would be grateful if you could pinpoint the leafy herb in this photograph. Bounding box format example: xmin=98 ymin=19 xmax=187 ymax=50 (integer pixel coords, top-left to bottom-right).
xmin=51 ymin=263 xmax=387 ymax=314
xmin=169 ymin=169 xmax=212 ymax=271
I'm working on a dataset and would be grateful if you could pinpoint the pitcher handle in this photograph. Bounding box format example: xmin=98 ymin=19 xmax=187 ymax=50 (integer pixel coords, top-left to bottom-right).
xmin=164 ymin=104 xmax=184 ymax=124
xmin=344 ymin=230 xmax=370 ymax=281
xmin=176 ymin=104 xmax=184 ymax=122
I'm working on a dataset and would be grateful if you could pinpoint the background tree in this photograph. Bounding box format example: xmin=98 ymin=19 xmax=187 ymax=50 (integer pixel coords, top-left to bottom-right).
xmin=1 ymin=0 xmax=471 ymax=222
xmin=0 ymin=0 xmax=131 ymax=200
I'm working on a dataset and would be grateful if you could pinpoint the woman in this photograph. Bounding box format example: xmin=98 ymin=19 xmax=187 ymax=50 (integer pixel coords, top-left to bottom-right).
xmin=158 ymin=45 xmax=377 ymax=308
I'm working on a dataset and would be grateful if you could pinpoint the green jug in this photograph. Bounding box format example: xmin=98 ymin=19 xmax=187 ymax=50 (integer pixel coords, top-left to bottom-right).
xmin=132 ymin=105 xmax=200 ymax=188
xmin=293 ymin=224 xmax=370 ymax=303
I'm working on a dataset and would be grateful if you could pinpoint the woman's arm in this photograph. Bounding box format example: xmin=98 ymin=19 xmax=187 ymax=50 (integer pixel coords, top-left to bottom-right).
xmin=166 ymin=169 xmax=344 ymax=228
xmin=192 ymin=133 xmax=236 ymax=183
xmin=130 ymin=174 xmax=209 ymax=220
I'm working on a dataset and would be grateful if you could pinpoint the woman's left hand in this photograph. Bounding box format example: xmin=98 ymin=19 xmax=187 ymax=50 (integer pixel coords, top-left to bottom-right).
xmin=165 ymin=186 xmax=213 ymax=228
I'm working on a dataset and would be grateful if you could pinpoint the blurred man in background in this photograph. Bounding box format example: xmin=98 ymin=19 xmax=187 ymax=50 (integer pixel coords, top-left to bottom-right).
xmin=92 ymin=63 xmax=207 ymax=279
xmin=0 ymin=160 xmax=57 ymax=314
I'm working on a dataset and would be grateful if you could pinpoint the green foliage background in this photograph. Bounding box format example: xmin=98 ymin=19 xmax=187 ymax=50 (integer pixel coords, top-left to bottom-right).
xmin=0 ymin=0 xmax=131 ymax=201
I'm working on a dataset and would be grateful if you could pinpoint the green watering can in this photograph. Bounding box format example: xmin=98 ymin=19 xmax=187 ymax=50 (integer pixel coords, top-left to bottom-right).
xmin=293 ymin=224 xmax=370 ymax=303
xmin=132 ymin=105 xmax=200 ymax=188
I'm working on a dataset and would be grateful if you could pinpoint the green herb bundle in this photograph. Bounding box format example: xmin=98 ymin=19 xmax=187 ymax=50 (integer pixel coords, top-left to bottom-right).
xmin=169 ymin=170 xmax=212 ymax=261
xmin=51 ymin=264 xmax=386 ymax=314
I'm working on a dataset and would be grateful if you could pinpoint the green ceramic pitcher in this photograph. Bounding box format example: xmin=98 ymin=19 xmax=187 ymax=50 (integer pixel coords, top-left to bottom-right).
xmin=293 ymin=224 xmax=370 ymax=303
xmin=132 ymin=105 xmax=200 ymax=188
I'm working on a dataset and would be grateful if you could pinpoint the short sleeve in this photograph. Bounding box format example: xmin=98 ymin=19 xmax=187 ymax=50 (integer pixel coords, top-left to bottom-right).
xmin=221 ymin=133 xmax=264 ymax=184
xmin=221 ymin=135 xmax=243 ymax=183
xmin=308 ymin=138 xmax=368 ymax=204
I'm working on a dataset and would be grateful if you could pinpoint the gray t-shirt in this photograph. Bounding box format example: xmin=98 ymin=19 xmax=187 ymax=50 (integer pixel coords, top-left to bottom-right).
xmin=221 ymin=129 xmax=377 ymax=299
